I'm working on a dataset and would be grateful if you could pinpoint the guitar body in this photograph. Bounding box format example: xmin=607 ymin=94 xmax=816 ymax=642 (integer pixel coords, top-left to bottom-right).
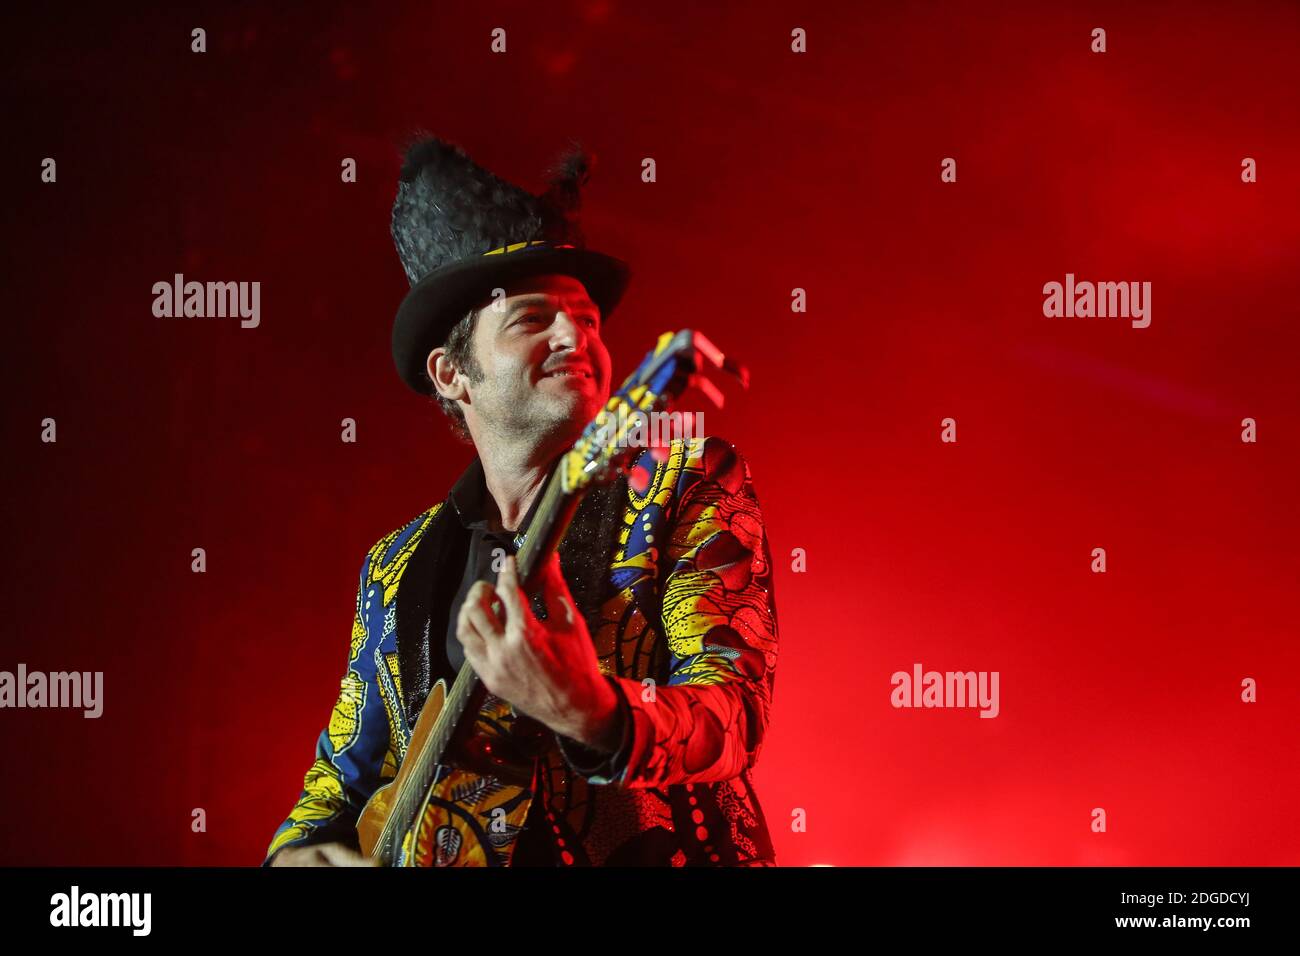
xmin=357 ymin=679 xmax=551 ymax=866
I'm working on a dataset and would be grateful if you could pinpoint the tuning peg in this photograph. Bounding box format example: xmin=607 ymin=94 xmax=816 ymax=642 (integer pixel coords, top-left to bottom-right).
xmin=693 ymin=375 xmax=727 ymax=410
xmin=720 ymin=355 xmax=750 ymax=389
xmin=690 ymin=332 xmax=749 ymax=386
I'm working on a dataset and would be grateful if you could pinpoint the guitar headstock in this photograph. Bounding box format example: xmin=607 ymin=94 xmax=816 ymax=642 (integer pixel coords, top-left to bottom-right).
xmin=556 ymin=329 xmax=749 ymax=494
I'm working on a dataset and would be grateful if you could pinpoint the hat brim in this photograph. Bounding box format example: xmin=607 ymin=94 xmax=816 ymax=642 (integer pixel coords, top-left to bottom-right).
xmin=392 ymin=246 xmax=631 ymax=396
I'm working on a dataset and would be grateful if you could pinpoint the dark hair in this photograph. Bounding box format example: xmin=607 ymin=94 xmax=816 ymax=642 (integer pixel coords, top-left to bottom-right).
xmin=424 ymin=305 xmax=483 ymax=444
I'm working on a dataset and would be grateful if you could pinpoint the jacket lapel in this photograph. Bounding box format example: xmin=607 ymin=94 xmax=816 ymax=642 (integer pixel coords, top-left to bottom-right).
xmin=394 ymin=497 xmax=467 ymax=725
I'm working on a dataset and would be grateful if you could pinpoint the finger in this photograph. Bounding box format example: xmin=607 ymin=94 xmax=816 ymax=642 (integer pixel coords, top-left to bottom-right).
xmin=460 ymin=587 xmax=500 ymax=652
xmin=469 ymin=581 xmax=505 ymax=628
xmin=456 ymin=614 xmax=485 ymax=659
xmin=555 ymin=591 xmax=576 ymax=628
xmin=496 ymin=553 xmax=527 ymax=623
xmin=465 ymin=598 xmax=503 ymax=644
xmin=321 ymin=844 xmax=376 ymax=867
xmin=456 ymin=587 xmax=493 ymax=652
xmin=477 ymin=578 xmax=507 ymax=627
xmin=539 ymin=553 xmax=577 ymax=626
xmin=466 ymin=579 xmax=494 ymax=604
xmin=459 ymin=582 xmax=485 ymax=625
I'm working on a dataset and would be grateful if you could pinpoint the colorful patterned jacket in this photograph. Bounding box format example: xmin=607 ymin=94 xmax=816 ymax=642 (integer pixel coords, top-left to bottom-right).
xmin=264 ymin=435 xmax=780 ymax=866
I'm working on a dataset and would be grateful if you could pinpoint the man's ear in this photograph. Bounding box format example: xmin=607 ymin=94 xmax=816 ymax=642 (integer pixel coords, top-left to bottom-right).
xmin=427 ymin=347 xmax=468 ymax=402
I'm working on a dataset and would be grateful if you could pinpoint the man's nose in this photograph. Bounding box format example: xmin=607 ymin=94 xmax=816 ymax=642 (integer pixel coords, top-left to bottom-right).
xmin=548 ymin=311 xmax=588 ymax=352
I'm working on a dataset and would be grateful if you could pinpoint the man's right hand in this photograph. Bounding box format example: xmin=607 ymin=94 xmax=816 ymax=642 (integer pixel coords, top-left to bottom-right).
xmin=269 ymin=842 xmax=377 ymax=867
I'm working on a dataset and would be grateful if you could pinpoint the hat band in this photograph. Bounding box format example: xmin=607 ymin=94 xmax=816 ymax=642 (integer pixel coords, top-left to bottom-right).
xmin=482 ymin=239 xmax=576 ymax=256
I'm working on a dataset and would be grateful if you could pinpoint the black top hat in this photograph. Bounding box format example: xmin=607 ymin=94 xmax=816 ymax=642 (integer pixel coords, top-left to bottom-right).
xmin=389 ymin=136 xmax=631 ymax=396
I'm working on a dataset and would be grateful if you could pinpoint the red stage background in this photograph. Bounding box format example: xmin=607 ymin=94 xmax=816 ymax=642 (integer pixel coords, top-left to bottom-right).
xmin=3 ymin=1 xmax=1297 ymax=866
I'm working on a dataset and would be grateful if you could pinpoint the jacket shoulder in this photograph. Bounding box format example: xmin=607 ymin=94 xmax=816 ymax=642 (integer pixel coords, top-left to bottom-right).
xmin=362 ymin=502 xmax=445 ymax=592
xmin=658 ymin=435 xmax=752 ymax=498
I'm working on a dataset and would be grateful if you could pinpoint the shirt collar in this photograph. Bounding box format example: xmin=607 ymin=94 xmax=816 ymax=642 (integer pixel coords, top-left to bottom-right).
xmin=447 ymin=455 xmax=550 ymax=545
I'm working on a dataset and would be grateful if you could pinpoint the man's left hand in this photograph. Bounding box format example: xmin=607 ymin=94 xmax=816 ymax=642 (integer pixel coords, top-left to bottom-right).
xmin=455 ymin=552 xmax=624 ymax=753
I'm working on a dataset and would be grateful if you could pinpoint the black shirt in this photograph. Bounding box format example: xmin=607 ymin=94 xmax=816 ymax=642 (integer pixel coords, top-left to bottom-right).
xmin=440 ymin=457 xmax=634 ymax=864
xmin=442 ymin=459 xmax=557 ymax=865
xmin=445 ymin=519 xmax=526 ymax=673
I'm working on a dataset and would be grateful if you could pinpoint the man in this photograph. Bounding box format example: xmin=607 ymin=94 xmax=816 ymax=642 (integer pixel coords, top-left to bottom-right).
xmin=264 ymin=136 xmax=779 ymax=866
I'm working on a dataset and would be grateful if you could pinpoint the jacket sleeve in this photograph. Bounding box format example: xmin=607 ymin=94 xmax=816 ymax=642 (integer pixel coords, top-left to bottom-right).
xmin=262 ymin=547 xmax=388 ymax=864
xmin=557 ymin=436 xmax=779 ymax=788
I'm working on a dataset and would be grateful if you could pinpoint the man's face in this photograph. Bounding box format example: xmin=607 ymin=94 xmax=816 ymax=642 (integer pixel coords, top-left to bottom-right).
xmin=453 ymin=273 xmax=612 ymax=444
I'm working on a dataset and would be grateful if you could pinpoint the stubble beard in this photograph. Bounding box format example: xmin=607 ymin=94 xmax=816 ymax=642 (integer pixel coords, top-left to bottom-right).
xmin=485 ymin=379 xmax=592 ymax=456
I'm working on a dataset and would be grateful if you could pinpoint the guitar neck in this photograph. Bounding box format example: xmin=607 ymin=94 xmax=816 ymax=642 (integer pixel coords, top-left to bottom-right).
xmin=513 ymin=457 xmax=584 ymax=586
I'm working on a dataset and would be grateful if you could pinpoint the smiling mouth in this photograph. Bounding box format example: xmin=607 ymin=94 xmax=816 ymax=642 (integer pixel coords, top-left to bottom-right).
xmin=544 ymin=369 xmax=593 ymax=380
